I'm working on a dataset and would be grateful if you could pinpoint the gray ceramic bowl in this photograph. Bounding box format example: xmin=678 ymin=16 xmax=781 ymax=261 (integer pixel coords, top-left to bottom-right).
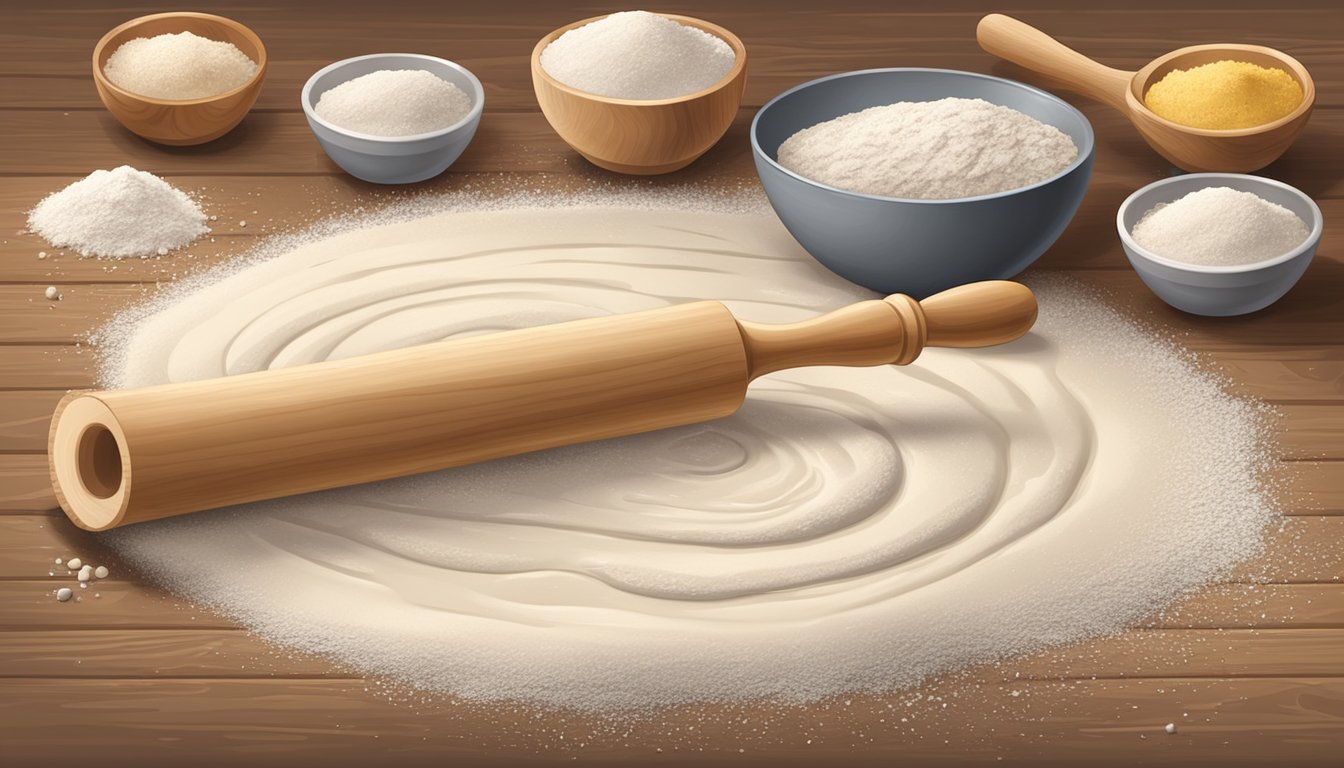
xmin=1118 ymin=173 xmax=1321 ymax=317
xmin=751 ymin=68 xmax=1094 ymax=297
xmin=302 ymin=53 xmax=484 ymax=185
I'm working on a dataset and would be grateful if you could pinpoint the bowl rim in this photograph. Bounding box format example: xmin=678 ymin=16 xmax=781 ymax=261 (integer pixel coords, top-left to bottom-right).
xmin=749 ymin=67 xmax=1096 ymax=204
xmin=1116 ymin=172 xmax=1323 ymax=274
xmin=300 ymin=53 xmax=486 ymax=144
xmin=531 ymin=12 xmax=747 ymax=106
xmin=92 ymin=11 xmax=268 ymax=106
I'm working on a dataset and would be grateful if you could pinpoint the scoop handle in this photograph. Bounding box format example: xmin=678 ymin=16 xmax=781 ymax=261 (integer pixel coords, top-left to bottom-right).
xmin=739 ymin=281 xmax=1037 ymax=378
xmin=976 ymin=13 xmax=1133 ymax=111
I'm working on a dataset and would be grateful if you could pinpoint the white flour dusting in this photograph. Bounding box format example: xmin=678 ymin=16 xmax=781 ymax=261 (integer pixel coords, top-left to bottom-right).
xmin=99 ymin=192 xmax=1274 ymax=711
xmin=777 ymin=97 xmax=1078 ymax=199
xmin=28 ymin=166 xmax=209 ymax=258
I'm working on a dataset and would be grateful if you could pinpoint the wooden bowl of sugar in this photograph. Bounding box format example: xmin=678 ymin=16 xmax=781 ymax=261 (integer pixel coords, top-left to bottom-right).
xmin=532 ymin=11 xmax=747 ymax=175
xmin=93 ymin=12 xmax=267 ymax=146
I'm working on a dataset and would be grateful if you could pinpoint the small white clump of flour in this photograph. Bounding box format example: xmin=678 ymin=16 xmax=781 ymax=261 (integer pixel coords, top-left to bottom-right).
xmin=94 ymin=565 xmax=110 ymax=579
xmin=55 ymin=587 xmax=73 ymax=602
xmin=540 ymin=10 xmax=735 ymax=99
xmin=777 ymin=97 xmax=1079 ymax=199
xmin=1132 ymin=186 xmax=1310 ymax=266
xmin=66 ymin=558 xmax=83 ymax=570
xmin=27 ymin=166 xmax=209 ymax=259
xmin=103 ymin=31 xmax=257 ymax=100
xmin=314 ymin=70 xmax=473 ymax=137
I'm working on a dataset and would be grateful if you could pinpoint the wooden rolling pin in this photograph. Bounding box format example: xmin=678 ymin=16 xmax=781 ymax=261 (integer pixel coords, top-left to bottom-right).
xmin=49 ymin=280 xmax=1036 ymax=531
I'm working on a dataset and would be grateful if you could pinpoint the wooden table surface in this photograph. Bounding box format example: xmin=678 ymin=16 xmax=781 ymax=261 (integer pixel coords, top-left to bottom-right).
xmin=1 ymin=1 xmax=1341 ymax=765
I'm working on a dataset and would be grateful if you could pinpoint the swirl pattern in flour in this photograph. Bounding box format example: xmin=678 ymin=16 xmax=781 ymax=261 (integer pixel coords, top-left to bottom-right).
xmin=104 ymin=198 xmax=1275 ymax=710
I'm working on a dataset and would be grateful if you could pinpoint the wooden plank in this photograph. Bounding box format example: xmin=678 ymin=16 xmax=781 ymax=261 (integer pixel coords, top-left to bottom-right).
xmin=0 ymin=284 xmax=154 ymax=342
xmin=0 ymin=676 xmax=1339 ymax=766
xmin=0 ymin=346 xmax=94 ymax=389
xmin=0 ymin=391 xmax=62 ymax=447
xmin=0 ymin=629 xmax=347 ymax=678
xmin=0 ymin=515 xmax=124 ymax=580
xmin=999 ymin=628 xmax=1344 ymax=681
xmin=1233 ymin=515 xmax=1344 ymax=584
xmin=1151 ymin=582 xmax=1344 ymax=629
xmin=0 ymin=455 xmax=55 ymax=511
xmin=0 ymin=580 xmax=237 ymax=631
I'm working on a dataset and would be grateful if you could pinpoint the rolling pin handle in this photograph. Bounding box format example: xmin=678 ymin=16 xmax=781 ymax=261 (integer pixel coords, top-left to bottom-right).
xmin=738 ymin=280 xmax=1037 ymax=379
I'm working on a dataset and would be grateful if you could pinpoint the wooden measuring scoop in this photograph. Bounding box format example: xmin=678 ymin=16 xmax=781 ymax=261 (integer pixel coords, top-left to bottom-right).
xmin=976 ymin=14 xmax=1315 ymax=173
xmin=50 ymin=281 xmax=1036 ymax=531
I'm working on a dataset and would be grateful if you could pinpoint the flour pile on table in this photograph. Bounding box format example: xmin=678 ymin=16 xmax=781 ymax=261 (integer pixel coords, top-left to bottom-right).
xmin=100 ymin=191 xmax=1276 ymax=711
xmin=28 ymin=166 xmax=209 ymax=258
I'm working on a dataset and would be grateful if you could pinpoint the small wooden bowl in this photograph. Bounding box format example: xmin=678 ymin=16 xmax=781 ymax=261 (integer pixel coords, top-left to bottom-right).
xmin=1126 ymin=44 xmax=1315 ymax=173
xmin=532 ymin=13 xmax=747 ymax=175
xmin=92 ymin=12 xmax=267 ymax=146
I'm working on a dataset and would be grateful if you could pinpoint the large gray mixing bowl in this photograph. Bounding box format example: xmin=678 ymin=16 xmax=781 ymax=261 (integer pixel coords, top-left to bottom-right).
xmin=751 ymin=68 xmax=1095 ymax=297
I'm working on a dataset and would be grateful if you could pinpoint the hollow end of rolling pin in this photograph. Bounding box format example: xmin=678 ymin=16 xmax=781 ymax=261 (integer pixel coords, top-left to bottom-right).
xmin=48 ymin=393 xmax=132 ymax=532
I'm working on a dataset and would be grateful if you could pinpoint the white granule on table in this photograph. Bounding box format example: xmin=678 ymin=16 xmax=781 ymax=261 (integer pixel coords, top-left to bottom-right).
xmin=314 ymin=70 xmax=473 ymax=137
xmin=27 ymin=166 xmax=209 ymax=259
xmin=99 ymin=188 xmax=1277 ymax=713
xmin=1132 ymin=186 xmax=1310 ymax=266
xmin=66 ymin=557 xmax=82 ymax=570
xmin=55 ymin=588 xmax=73 ymax=602
xmin=103 ymin=31 xmax=257 ymax=100
xmin=777 ymin=97 xmax=1079 ymax=200
xmin=540 ymin=10 xmax=735 ymax=99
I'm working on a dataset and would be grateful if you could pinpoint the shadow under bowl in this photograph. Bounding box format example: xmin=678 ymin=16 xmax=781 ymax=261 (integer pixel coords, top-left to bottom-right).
xmin=751 ymin=68 xmax=1095 ymax=298
xmin=1117 ymin=173 xmax=1322 ymax=317
xmin=301 ymin=53 xmax=485 ymax=185
xmin=92 ymin=12 xmax=268 ymax=146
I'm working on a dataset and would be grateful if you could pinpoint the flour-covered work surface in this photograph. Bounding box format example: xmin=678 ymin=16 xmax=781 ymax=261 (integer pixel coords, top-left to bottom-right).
xmin=98 ymin=196 xmax=1276 ymax=711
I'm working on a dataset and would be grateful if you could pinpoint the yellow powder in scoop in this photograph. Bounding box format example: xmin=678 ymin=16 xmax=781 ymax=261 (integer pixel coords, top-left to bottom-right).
xmin=1144 ymin=60 xmax=1303 ymax=130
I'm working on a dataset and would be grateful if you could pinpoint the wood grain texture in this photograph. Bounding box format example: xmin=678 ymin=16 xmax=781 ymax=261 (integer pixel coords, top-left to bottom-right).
xmin=1 ymin=0 xmax=1341 ymax=765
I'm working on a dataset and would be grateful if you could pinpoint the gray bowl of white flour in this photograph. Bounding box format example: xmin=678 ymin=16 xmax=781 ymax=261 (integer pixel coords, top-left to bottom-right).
xmin=302 ymin=53 xmax=484 ymax=184
xmin=751 ymin=68 xmax=1094 ymax=297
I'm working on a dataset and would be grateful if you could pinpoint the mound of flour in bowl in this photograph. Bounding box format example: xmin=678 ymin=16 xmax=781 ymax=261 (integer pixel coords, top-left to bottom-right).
xmin=777 ymin=97 xmax=1078 ymax=199
xmin=28 ymin=166 xmax=209 ymax=258
xmin=315 ymin=70 xmax=473 ymax=137
xmin=98 ymin=190 xmax=1274 ymax=712
xmin=540 ymin=10 xmax=735 ymax=99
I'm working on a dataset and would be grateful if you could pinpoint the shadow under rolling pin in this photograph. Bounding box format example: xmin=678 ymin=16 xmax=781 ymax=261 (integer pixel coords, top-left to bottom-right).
xmin=49 ymin=280 xmax=1037 ymax=531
